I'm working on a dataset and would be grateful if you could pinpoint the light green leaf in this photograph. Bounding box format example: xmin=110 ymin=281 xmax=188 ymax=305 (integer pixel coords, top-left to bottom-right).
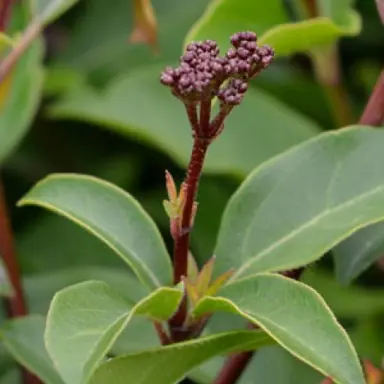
xmin=48 ymin=65 xmax=319 ymax=177
xmin=18 ymin=173 xmax=172 ymax=289
xmin=184 ymin=0 xmax=288 ymax=52
xmin=0 ymin=259 xmax=13 ymax=297
xmin=89 ymin=330 xmax=272 ymax=384
xmin=45 ymin=280 xmax=182 ymax=384
xmin=0 ymin=5 xmax=43 ymax=165
xmin=259 ymin=16 xmax=361 ymax=56
xmin=0 ymin=315 xmax=64 ymax=384
xmin=334 ymin=222 xmax=384 ymax=284
xmin=193 ymin=274 xmax=365 ymax=384
xmin=30 ymin=0 xmax=79 ymax=25
xmin=214 ymin=127 xmax=384 ymax=279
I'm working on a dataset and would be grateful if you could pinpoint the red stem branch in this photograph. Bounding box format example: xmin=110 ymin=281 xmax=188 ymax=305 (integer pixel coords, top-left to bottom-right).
xmin=0 ymin=180 xmax=26 ymax=317
xmin=358 ymin=70 xmax=384 ymax=126
xmin=173 ymin=137 xmax=209 ymax=285
xmin=0 ymin=180 xmax=41 ymax=384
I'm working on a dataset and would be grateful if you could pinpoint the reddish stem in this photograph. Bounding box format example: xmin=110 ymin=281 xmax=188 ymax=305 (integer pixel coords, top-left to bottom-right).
xmin=0 ymin=180 xmax=41 ymax=384
xmin=359 ymin=70 xmax=384 ymax=126
xmin=213 ymin=324 xmax=258 ymax=384
xmin=0 ymin=180 xmax=27 ymax=317
xmin=169 ymin=138 xmax=209 ymax=336
xmin=173 ymin=137 xmax=209 ymax=285
xmin=0 ymin=0 xmax=12 ymax=32
xmin=153 ymin=321 xmax=171 ymax=345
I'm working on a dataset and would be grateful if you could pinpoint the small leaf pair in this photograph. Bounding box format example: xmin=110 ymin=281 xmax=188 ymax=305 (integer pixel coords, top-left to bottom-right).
xmin=163 ymin=170 xmax=197 ymax=239
xmin=184 ymin=254 xmax=233 ymax=309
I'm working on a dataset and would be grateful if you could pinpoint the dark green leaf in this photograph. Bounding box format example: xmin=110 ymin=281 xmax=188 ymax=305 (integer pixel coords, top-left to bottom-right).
xmin=45 ymin=281 xmax=182 ymax=384
xmin=89 ymin=330 xmax=272 ymax=384
xmin=18 ymin=174 xmax=172 ymax=289
xmin=214 ymin=127 xmax=384 ymax=279
xmin=194 ymin=274 xmax=364 ymax=384
xmin=0 ymin=315 xmax=64 ymax=384
xmin=334 ymin=223 xmax=384 ymax=283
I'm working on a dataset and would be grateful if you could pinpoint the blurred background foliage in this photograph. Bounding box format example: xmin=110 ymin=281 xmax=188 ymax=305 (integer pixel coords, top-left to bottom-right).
xmin=0 ymin=0 xmax=383 ymax=383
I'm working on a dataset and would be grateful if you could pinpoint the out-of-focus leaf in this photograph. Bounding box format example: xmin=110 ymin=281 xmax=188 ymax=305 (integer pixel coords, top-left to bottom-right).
xmin=30 ymin=0 xmax=79 ymax=25
xmin=18 ymin=174 xmax=172 ymax=289
xmin=0 ymin=259 xmax=12 ymax=297
xmin=0 ymin=4 xmax=43 ymax=165
xmin=89 ymin=330 xmax=272 ymax=384
xmin=214 ymin=127 xmax=384 ymax=280
xmin=54 ymin=0 xmax=208 ymax=80
xmin=194 ymin=274 xmax=365 ymax=384
xmin=48 ymin=65 xmax=319 ymax=177
xmin=185 ymin=0 xmax=288 ymax=52
xmin=259 ymin=17 xmax=361 ymax=56
xmin=334 ymin=222 xmax=384 ymax=284
xmin=129 ymin=0 xmax=158 ymax=52
xmin=0 ymin=316 xmax=64 ymax=384
xmin=45 ymin=281 xmax=182 ymax=384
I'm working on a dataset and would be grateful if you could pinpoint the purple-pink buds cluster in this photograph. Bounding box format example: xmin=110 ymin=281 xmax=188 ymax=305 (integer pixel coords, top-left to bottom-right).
xmin=161 ymin=31 xmax=273 ymax=140
xmin=161 ymin=31 xmax=273 ymax=106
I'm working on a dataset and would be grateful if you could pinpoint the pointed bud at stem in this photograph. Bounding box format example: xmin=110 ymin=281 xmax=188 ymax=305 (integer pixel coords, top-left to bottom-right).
xmin=363 ymin=360 xmax=384 ymax=384
xmin=206 ymin=268 xmax=235 ymax=296
xmin=187 ymin=251 xmax=199 ymax=284
xmin=196 ymin=255 xmax=216 ymax=296
xmin=165 ymin=170 xmax=177 ymax=201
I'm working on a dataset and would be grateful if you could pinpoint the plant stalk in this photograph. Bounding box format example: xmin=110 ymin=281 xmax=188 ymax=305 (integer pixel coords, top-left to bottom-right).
xmin=0 ymin=179 xmax=26 ymax=317
xmin=358 ymin=70 xmax=384 ymax=126
xmin=169 ymin=137 xmax=209 ymax=336
xmin=0 ymin=180 xmax=41 ymax=384
xmin=0 ymin=20 xmax=41 ymax=85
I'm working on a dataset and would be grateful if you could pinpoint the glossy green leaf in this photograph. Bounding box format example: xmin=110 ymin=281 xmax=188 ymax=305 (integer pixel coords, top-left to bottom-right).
xmin=30 ymin=0 xmax=79 ymax=25
xmin=259 ymin=16 xmax=361 ymax=56
xmin=0 ymin=315 xmax=64 ymax=384
xmin=0 ymin=6 xmax=43 ymax=165
xmin=49 ymin=65 xmax=319 ymax=177
xmin=18 ymin=174 xmax=172 ymax=289
xmin=0 ymin=259 xmax=12 ymax=297
xmin=89 ymin=330 xmax=272 ymax=384
xmin=214 ymin=127 xmax=384 ymax=279
xmin=185 ymin=0 xmax=288 ymax=52
xmin=45 ymin=280 xmax=182 ymax=384
xmin=194 ymin=274 xmax=364 ymax=384
xmin=334 ymin=223 xmax=384 ymax=284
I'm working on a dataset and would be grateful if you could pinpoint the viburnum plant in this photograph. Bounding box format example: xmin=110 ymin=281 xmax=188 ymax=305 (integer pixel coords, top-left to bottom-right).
xmin=9 ymin=30 xmax=384 ymax=384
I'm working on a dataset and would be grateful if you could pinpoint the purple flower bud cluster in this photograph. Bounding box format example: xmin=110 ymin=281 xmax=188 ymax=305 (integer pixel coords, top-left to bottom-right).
xmin=160 ymin=31 xmax=274 ymax=106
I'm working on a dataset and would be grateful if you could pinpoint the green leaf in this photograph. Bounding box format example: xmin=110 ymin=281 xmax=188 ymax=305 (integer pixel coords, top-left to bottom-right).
xmin=30 ymin=0 xmax=79 ymax=25
xmin=0 ymin=259 xmax=13 ymax=297
xmin=214 ymin=127 xmax=384 ymax=279
xmin=48 ymin=65 xmax=319 ymax=177
xmin=184 ymin=0 xmax=288 ymax=52
xmin=0 ymin=5 xmax=43 ymax=165
xmin=89 ymin=330 xmax=272 ymax=384
xmin=0 ymin=315 xmax=64 ymax=384
xmin=18 ymin=173 xmax=172 ymax=289
xmin=334 ymin=222 xmax=384 ymax=284
xmin=259 ymin=16 xmax=361 ymax=56
xmin=193 ymin=274 xmax=365 ymax=384
xmin=45 ymin=280 xmax=182 ymax=384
